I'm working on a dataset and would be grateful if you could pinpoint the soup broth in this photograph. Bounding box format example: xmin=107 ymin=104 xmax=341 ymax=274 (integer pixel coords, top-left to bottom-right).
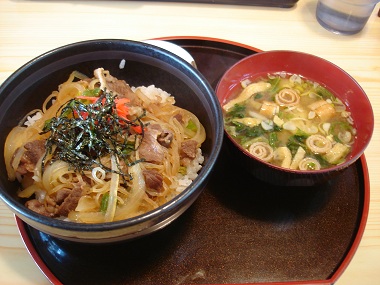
xmin=223 ymin=73 xmax=356 ymax=171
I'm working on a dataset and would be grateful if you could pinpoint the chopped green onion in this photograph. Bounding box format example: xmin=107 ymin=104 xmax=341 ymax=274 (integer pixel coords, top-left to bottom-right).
xmin=186 ymin=119 xmax=197 ymax=132
xmin=100 ymin=193 xmax=109 ymax=213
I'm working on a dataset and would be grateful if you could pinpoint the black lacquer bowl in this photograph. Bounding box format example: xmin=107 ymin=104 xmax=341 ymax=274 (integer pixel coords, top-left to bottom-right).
xmin=0 ymin=39 xmax=223 ymax=243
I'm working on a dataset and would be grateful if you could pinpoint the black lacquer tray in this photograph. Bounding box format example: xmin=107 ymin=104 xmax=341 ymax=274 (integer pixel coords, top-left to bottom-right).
xmin=17 ymin=37 xmax=369 ymax=285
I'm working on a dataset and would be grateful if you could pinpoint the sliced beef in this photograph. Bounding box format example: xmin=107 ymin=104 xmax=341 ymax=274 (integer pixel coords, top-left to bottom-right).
xmin=173 ymin=113 xmax=183 ymax=124
xmin=180 ymin=140 xmax=198 ymax=160
xmin=15 ymin=140 xmax=46 ymax=175
xmin=107 ymin=79 xmax=135 ymax=99
xmin=157 ymin=130 xmax=173 ymax=148
xmin=25 ymin=199 xmax=56 ymax=217
xmin=138 ymin=126 xmax=165 ymax=164
xmin=52 ymin=188 xmax=71 ymax=205
xmin=143 ymin=169 xmax=164 ymax=192
xmin=149 ymin=124 xmax=162 ymax=132
xmin=94 ymin=67 xmax=140 ymax=104
xmin=25 ymin=184 xmax=85 ymax=218
xmin=146 ymin=124 xmax=173 ymax=148
xmin=56 ymin=182 xmax=85 ymax=217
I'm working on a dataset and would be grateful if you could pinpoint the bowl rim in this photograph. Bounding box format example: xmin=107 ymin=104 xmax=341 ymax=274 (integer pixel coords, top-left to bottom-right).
xmin=0 ymin=39 xmax=224 ymax=233
xmin=216 ymin=49 xmax=374 ymax=175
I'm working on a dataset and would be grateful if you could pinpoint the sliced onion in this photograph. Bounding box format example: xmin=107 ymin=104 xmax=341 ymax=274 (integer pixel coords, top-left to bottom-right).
xmin=114 ymin=163 xmax=146 ymax=221
xmin=11 ymin=147 xmax=25 ymax=175
xmin=104 ymin=155 xmax=120 ymax=222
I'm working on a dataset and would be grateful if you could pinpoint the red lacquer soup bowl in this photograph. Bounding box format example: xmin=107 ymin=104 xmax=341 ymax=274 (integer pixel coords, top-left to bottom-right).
xmin=216 ymin=50 xmax=374 ymax=186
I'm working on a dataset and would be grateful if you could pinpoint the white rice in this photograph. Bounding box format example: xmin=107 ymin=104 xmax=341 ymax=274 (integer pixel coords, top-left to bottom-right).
xmin=24 ymin=111 xmax=42 ymax=126
xmin=119 ymin=59 xmax=126 ymax=69
xmin=176 ymin=148 xmax=204 ymax=193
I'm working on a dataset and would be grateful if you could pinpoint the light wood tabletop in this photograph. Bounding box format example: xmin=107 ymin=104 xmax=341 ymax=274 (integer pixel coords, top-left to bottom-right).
xmin=0 ymin=0 xmax=379 ymax=284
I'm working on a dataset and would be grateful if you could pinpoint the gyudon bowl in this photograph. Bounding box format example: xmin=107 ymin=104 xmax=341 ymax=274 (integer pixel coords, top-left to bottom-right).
xmin=216 ymin=50 xmax=373 ymax=186
xmin=0 ymin=39 xmax=223 ymax=243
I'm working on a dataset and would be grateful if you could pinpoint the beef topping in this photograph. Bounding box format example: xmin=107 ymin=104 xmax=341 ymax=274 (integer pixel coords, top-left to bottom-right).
xmin=94 ymin=68 xmax=140 ymax=104
xmin=157 ymin=130 xmax=173 ymax=148
xmin=25 ymin=182 xmax=86 ymax=218
xmin=180 ymin=140 xmax=198 ymax=160
xmin=15 ymin=140 xmax=46 ymax=175
xmin=143 ymin=169 xmax=164 ymax=192
xmin=107 ymin=80 xmax=135 ymax=98
xmin=173 ymin=113 xmax=183 ymax=124
xmin=52 ymin=188 xmax=71 ymax=205
xmin=25 ymin=199 xmax=55 ymax=217
xmin=57 ymin=182 xmax=85 ymax=217
xmin=138 ymin=127 xmax=165 ymax=164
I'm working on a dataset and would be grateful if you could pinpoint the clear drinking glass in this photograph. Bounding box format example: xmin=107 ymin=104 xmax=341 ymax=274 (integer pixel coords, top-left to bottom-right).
xmin=316 ymin=0 xmax=379 ymax=35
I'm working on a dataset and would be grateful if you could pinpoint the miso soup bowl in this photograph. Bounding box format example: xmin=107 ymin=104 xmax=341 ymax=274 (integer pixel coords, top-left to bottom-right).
xmin=0 ymin=39 xmax=224 ymax=243
xmin=216 ymin=50 xmax=373 ymax=187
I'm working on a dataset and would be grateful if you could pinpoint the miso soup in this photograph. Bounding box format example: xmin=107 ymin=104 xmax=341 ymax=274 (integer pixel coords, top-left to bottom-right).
xmin=222 ymin=73 xmax=356 ymax=171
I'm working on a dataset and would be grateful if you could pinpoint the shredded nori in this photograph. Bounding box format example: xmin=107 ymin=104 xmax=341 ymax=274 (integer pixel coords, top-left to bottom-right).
xmin=40 ymin=90 xmax=145 ymax=181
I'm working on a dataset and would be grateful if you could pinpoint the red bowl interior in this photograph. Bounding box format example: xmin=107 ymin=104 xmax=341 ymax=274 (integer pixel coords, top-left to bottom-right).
xmin=216 ymin=50 xmax=374 ymax=173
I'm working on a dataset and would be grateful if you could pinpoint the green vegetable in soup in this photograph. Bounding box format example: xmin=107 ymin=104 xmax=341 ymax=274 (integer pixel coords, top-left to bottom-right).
xmin=329 ymin=121 xmax=353 ymax=143
xmin=226 ymin=104 xmax=246 ymax=120
xmin=268 ymin=77 xmax=281 ymax=95
xmin=232 ymin=122 xmax=265 ymax=142
xmin=316 ymin=85 xmax=335 ymax=101
xmin=287 ymin=132 xmax=308 ymax=156
xmin=268 ymin=132 xmax=279 ymax=148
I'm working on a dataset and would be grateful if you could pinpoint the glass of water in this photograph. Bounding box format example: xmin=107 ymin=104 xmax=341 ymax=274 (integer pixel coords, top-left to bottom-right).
xmin=316 ymin=0 xmax=379 ymax=35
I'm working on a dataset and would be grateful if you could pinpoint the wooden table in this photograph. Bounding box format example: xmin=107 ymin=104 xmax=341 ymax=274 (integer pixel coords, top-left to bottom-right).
xmin=0 ymin=0 xmax=379 ymax=284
